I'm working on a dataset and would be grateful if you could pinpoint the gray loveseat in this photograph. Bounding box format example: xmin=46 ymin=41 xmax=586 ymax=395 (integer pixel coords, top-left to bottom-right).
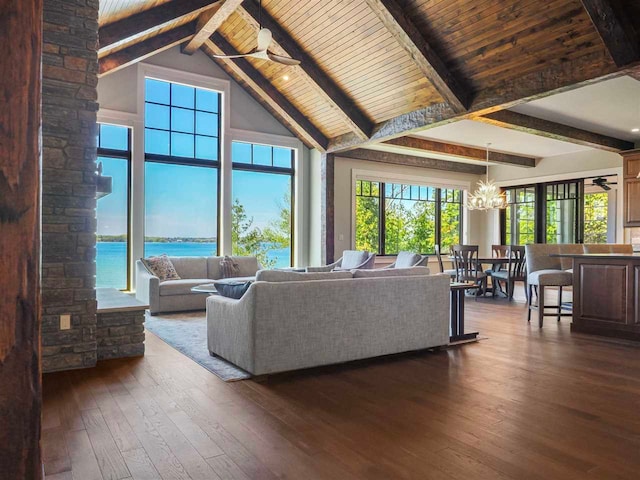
xmin=136 ymin=256 xmax=259 ymax=315
xmin=206 ymin=268 xmax=449 ymax=375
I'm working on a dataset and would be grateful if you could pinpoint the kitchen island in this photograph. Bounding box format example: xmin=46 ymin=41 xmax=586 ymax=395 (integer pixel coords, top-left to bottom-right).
xmin=556 ymin=253 xmax=640 ymax=341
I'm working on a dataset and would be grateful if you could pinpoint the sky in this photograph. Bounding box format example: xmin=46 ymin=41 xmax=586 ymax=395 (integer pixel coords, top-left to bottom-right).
xmin=97 ymin=125 xmax=292 ymax=239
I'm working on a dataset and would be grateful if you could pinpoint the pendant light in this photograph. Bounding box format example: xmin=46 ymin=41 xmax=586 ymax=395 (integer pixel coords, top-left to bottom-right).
xmin=466 ymin=143 xmax=508 ymax=210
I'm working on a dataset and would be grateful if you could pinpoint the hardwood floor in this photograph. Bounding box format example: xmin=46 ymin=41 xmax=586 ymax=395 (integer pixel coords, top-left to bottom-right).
xmin=42 ymin=288 xmax=640 ymax=479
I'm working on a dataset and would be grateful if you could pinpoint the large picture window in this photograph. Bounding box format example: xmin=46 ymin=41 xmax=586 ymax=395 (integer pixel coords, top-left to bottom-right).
xmin=96 ymin=124 xmax=131 ymax=289
xmin=231 ymin=141 xmax=294 ymax=268
xmin=144 ymin=78 xmax=221 ymax=256
xmin=355 ymin=179 xmax=463 ymax=255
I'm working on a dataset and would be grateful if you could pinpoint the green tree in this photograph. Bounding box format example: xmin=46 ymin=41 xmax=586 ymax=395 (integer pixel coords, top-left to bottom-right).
xmin=584 ymin=192 xmax=608 ymax=244
xmin=355 ymin=182 xmax=380 ymax=252
xmin=263 ymin=191 xmax=292 ymax=251
xmin=231 ymin=199 xmax=276 ymax=268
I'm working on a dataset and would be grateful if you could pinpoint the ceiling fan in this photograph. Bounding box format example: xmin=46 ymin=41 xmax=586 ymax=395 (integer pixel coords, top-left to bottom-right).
xmin=590 ymin=176 xmax=618 ymax=191
xmin=212 ymin=0 xmax=300 ymax=66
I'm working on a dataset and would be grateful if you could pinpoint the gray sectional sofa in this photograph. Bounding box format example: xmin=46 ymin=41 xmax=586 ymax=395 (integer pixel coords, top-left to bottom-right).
xmin=206 ymin=267 xmax=449 ymax=375
xmin=136 ymin=256 xmax=259 ymax=315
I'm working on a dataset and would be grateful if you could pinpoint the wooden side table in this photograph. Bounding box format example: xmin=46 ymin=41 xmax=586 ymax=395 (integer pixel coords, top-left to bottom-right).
xmin=450 ymin=282 xmax=480 ymax=342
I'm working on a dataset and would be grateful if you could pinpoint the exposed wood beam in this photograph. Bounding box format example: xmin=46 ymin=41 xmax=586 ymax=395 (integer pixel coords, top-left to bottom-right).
xmin=363 ymin=0 xmax=471 ymax=113
xmin=384 ymin=137 xmax=536 ymax=167
xmin=181 ymin=0 xmax=243 ymax=55
xmin=321 ymin=153 xmax=335 ymax=264
xmin=99 ymin=23 xmax=196 ymax=77
xmin=0 ymin=0 xmax=42 ymax=477
xmin=340 ymin=149 xmax=486 ymax=175
xmin=203 ymin=35 xmax=328 ymax=150
xmin=580 ymin=0 xmax=640 ymax=67
xmin=98 ymin=0 xmax=217 ymax=51
xmin=473 ymin=110 xmax=634 ymax=152
xmin=237 ymin=1 xmax=374 ymax=139
xmin=328 ymin=50 xmax=631 ymax=152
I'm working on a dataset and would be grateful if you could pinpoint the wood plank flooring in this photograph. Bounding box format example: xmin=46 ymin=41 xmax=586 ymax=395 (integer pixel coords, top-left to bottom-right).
xmin=42 ymin=288 xmax=640 ymax=479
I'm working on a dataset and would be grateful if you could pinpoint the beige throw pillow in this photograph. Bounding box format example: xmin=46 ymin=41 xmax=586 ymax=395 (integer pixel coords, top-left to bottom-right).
xmin=141 ymin=254 xmax=181 ymax=281
xmin=220 ymin=255 xmax=240 ymax=278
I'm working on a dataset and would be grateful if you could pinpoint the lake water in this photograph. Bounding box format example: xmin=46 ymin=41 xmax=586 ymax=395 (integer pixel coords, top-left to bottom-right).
xmin=96 ymin=242 xmax=291 ymax=288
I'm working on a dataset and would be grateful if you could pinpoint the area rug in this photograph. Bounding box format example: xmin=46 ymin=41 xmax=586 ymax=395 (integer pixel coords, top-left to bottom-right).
xmin=144 ymin=311 xmax=251 ymax=382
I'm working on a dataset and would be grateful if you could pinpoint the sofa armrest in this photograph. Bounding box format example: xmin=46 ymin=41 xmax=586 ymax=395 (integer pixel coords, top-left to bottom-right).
xmin=306 ymin=258 xmax=342 ymax=272
xmin=206 ymin=290 xmax=256 ymax=372
xmin=135 ymin=260 xmax=160 ymax=314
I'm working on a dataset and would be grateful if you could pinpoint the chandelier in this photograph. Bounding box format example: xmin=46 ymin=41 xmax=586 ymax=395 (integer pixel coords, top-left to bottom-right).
xmin=466 ymin=143 xmax=508 ymax=210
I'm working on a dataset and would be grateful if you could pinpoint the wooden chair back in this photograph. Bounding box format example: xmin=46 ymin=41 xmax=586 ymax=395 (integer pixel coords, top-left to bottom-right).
xmin=492 ymin=245 xmax=510 ymax=258
xmin=452 ymin=245 xmax=481 ymax=280
xmin=506 ymin=246 xmax=527 ymax=280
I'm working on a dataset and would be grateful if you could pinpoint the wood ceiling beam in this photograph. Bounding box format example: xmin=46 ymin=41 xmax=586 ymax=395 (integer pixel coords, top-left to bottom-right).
xmin=340 ymin=149 xmax=486 ymax=175
xmin=473 ymin=110 xmax=634 ymax=152
xmin=580 ymin=0 xmax=640 ymax=67
xmin=363 ymin=0 xmax=471 ymax=113
xmin=98 ymin=0 xmax=217 ymax=51
xmin=384 ymin=137 xmax=536 ymax=167
xmin=99 ymin=23 xmax=196 ymax=77
xmin=237 ymin=0 xmax=374 ymax=139
xmin=203 ymin=35 xmax=328 ymax=150
xmin=181 ymin=0 xmax=243 ymax=55
xmin=327 ymin=50 xmax=632 ymax=152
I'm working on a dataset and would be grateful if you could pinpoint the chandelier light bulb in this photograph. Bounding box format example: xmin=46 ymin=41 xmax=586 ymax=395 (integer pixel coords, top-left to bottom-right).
xmin=466 ymin=143 xmax=508 ymax=211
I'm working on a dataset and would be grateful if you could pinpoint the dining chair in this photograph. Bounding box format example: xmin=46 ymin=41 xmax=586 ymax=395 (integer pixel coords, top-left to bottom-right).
xmin=491 ymin=246 xmax=527 ymax=300
xmin=485 ymin=244 xmax=510 ymax=295
xmin=435 ymin=244 xmax=457 ymax=279
xmin=452 ymin=245 xmax=488 ymax=299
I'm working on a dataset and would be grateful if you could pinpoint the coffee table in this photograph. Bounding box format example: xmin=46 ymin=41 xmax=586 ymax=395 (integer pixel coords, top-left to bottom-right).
xmin=450 ymin=282 xmax=480 ymax=343
xmin=190 ymin=283 xmax=218 ymax=295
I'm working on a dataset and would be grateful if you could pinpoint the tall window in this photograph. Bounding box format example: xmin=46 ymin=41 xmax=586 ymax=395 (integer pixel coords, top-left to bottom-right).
xmin=545 ymin=181 xmax=582 ymax=244
xmin=504 ymin=187 xmax=536 ymax=245
xmin=96 ymin=124 xmax=131 ymax=289
xmin=144 ymin=78 xmax=221 ymax=257
xmin=584 ymin=192 xmax=609 ymax=243
xmin=231 ymin=141 xmax=294 ymax=268
xmin=355 ymin=179 xmax=463 ymax=255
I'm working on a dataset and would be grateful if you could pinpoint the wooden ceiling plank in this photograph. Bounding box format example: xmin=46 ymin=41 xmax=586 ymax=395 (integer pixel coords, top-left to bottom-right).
xmin=203 ymin=35 xmax=328 ymax=150
xmin=99 ymin=22 xmax=196 ymax=77
xmin=385 ymin=136 xmax=536 ymax=167
xmin=341 ymin=148 xmax=487 ymax=175
xmin=580 ymin=0 xmax=640 ymax=67
xmin=182 ymin=0 xmax=244 ymax=55
xmin=99 ymin=0 xmax=217 ymax=51
xmin=238 ymin=1 xmax=374 ymax=139
xmin=362 ymin=0 xmax=472 ymax=113
xmin=473 ymin=110 xmax=634 ymax=152
xmin=327 ymin=50 xmax=628 ymax=152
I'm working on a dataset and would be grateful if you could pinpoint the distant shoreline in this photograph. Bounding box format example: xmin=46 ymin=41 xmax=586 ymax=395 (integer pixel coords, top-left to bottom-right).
xmin=97 ymin=236 xmax=217 ymax=243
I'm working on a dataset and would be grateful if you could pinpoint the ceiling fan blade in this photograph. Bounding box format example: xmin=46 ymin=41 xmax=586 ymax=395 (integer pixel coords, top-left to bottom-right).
xmin=211 ymin=53 xmax=252 ymax=59
xmin=267 ymin=52 xmax=301 ymax=65
xmin=257 ymin=28 xmax=273 ymax=51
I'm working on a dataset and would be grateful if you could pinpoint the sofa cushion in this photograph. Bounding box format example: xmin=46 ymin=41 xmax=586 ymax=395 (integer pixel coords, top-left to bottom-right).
xmin=159 ymin=278 xmax=212 ymax=296
xmin=141 ymin=254 xmax=181 ymax=281
xmin=256 ymin=270 xmax=352 ymax=282
xmin=394 ymin=251 xmax=422 ymax=268
xmin=352 ymin=266 xmax=430 ymax=278
xmin=527 ymin=269 xmax=573 ymax=287
xmin=341 ymin=250 xmax=369 ymax=269
xmin=214 ymin=280 xmax=252 ymax=299
xmin=219 ymin=256 xmax=240 ymax=278
xmin=207 ymin=256 xmax=260 ymax=279
xmin=170 ymin=256 xmax=207 ymax=279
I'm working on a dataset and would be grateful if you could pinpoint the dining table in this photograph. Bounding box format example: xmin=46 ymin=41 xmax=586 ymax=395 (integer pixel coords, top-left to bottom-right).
xmin=448 ymin=256 xmax=511 ymax=296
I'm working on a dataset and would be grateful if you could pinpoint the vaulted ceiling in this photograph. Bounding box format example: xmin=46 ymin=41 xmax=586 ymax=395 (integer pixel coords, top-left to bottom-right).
xmin=97 ymin=0 xmax=640 ymax=166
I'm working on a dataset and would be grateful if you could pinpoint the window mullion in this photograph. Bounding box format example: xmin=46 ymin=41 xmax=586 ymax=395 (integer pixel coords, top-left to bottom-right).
xmin=379 ymin=182 xmax=386 ymax=255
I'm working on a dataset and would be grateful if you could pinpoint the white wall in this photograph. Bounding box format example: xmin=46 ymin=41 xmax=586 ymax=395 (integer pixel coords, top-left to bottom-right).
xmin=308 ymin=149 xmax=323 ymax=266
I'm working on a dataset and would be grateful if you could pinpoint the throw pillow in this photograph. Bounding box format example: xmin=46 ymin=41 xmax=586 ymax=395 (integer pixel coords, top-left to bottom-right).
xmin=219 ymin=256 xmax=240 ymax=278
xmin=141 ymin=254 xmax=181 ymax=281
xmin=213 ymin=281 xmax=252 ymax=299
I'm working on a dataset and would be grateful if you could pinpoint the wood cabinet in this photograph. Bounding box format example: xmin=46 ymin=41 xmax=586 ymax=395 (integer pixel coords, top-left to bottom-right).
xmin=622 ymin=149 xmax=640 ymax=227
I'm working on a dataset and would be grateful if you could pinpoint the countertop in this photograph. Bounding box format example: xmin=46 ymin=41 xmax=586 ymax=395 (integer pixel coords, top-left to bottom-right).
xmin=551 ymin=253 xmax=640 ymax=260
